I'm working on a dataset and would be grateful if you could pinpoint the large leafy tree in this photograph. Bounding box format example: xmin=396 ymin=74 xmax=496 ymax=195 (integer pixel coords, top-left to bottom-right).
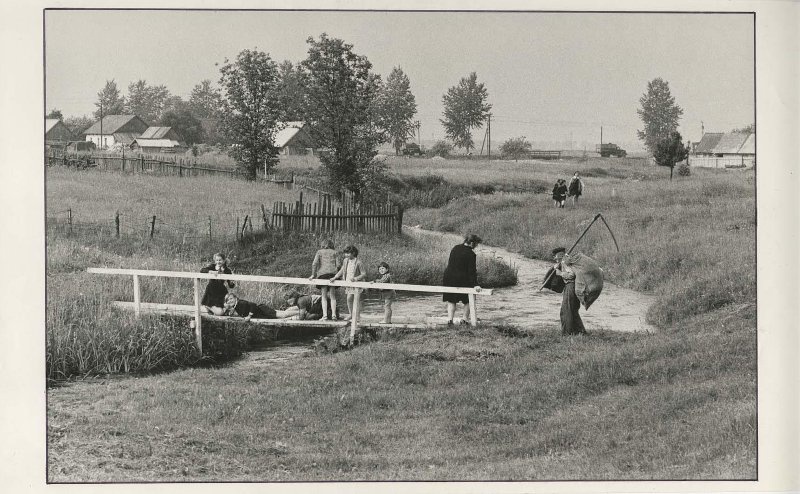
xmin=46 ymin=109 xmax=63 ymax=120
xmin=158 ymin=108 xmax=205 ymax=146
xmin=188 ymin=79 xmax=223 ymax=119
xmin=299 ymin=33 xmax=384 ymax=199
xmin=374 ymin=67 xmax=417 ymax=155
xmin=637 ymin=78 xmax=683 ymax=155
xmin=653 ymin=130 xmax=689 ymax=181
xmin=125 ymin=80 xmax=171 ymax=124
xmin=276 ymin=60 xmax=305 ymax=122
xmin=441 ymin=72 xmax=492 ymax=153
xmin=64 ymin=115 xmax=94 ymax=136
xmin=218 ymin=48 xmax=282 ymax=180
xmin=499 ymin=136 xmax=532 ymax=161
xmin=93 ymin=80 xmax=125 ymax=119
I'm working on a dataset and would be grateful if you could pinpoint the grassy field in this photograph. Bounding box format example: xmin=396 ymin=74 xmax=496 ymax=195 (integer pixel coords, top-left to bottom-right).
xmin=45 ymin=157 xmax=756 ymax=480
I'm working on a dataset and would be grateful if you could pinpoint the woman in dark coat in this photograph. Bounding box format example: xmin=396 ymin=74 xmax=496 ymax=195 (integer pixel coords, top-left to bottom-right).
xmin=200 ymin=252 xmax=235 ymax=315
xmin=442 ymin=234 xmax=482 ymax=326
xmin=552 ymin=179 xmax=567 ymax=208
xmin=568 ymin=172 xmax=584 ymax=206
xmin=552 ymin=247 xmax=586 ymax=335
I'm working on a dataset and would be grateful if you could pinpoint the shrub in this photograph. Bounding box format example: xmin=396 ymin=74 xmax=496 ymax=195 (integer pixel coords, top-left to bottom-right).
xmin=428 ymin=140 xmax=452 ymax=158
xmin=499 ymin=136 xmax=532 ymax=161
xmin=677 ymin=161 xmax=691 ymax=176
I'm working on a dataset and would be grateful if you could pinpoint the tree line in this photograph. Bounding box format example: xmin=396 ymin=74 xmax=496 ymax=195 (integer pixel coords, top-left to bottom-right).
xmin=48 ymin=33 xmax=495 ymax=198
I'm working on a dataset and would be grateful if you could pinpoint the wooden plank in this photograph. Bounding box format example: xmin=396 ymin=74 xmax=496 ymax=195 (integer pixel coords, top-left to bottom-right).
xmin=88 ymin=267 xmax=493 ymax=295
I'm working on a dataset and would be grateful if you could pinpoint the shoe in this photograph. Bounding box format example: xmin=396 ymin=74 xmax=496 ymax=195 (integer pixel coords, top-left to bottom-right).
xmin=459 ymin=320 xmax=469 ymax=326
xmin=447 ymin=320 xmax=453 ymax=327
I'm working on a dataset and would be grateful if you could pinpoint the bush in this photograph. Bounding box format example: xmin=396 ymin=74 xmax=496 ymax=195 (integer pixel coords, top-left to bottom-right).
xmin=499 ymin=136 xmax=532 ymax=160
xmin=677 ymin=161 xmax=691 ymax=176
xmin=428 ymin=140 xmax=452 ymax=158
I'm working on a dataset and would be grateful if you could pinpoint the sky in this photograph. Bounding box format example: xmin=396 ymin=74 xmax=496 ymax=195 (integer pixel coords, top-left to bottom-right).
xmin=45 ymin=9 xmax=755 ymax=150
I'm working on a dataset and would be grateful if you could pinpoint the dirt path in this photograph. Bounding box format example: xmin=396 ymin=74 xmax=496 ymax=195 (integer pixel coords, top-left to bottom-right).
xmin=394 ymin=226 xmax=657 ymax=333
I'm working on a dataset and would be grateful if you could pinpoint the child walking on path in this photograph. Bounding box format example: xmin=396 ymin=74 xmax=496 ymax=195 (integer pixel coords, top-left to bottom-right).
xmin=309 ymin=239 xmax=339 ymax=320
xmin=371 ymin=261 xmax=396 ymax=324
xmin=330 ymin=245 xmax=366 ymax=321
xmin=200 ymin=252 xmax=234 ymax=315
xmin=552 ymin=179 xmax=568 ymax=208
xmin=568 ymin=172 xmax=584 ymax=207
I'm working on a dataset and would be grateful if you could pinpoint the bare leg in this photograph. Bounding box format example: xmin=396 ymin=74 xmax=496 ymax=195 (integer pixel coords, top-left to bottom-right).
xmin=463 ymin=303 xmax=471 ymax=324
xmin=320 ymin=286 xmax=329 ymax=319
xmin=446 ymin=302 xmax=456 ymax=323
xmin=345 ymin=293 xmax=354 ymax=320
xmin=329 ymin=290 xmax=338 ymax=319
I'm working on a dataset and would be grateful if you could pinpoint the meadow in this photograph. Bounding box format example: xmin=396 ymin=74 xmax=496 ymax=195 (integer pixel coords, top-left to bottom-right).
xmin=46 ymin=156 xmax=756 ymax=480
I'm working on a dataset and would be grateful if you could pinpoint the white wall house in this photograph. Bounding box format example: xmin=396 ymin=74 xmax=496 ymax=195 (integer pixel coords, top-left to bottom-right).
xmin=83 ymin=115 xmax=149 ymax=149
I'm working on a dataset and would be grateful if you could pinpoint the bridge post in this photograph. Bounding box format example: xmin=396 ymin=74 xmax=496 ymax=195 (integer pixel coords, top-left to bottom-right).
xmin=350 ymin=288 xmax=361 ymax=346
xmin=193 ymin=278 xmax=203 ymax=353
xmin=468 ymin=293 xmax=477 ymax=326
xmin=133 ymin=274 xmax=141 ymax=317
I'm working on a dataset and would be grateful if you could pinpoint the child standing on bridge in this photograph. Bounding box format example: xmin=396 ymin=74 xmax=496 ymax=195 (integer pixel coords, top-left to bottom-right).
xmin=371 ymin=261 xmax=396 ymax=324
xmin=200 ymin=252 xmax=234 ymax=316
xmin=309 ymin=239 xmax=339 ymax=320
xmin=330 ymin=244 xmax=366 ymax=321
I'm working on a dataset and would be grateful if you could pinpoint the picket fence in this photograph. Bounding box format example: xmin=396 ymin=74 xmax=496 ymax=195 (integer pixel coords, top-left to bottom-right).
xmin=272 ymin=191 xmax=403 ymax=234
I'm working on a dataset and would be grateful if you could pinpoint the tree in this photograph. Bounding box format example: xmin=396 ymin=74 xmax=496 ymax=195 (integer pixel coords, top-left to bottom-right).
xmin=637 ymin=77 xmax=683 ymax=155
xmin=276 ymin=60 xmax=305 ymax=122
xmin=374 ymin=67 xmax=417 ymax=155
xmin=732 ymin=123 xmax=755 ymax=134
xmin=499 ymin=136 xmax=532 ymax=161
xmin=125 ymin=80 xmax=171 ymax=123
xmin=429 ymin=140 xmax=452 ymax=158
xmin=441 ymin=72 xmax=492 ymax=153
xmin=218 ymin=48 xmax=282 ymax=180
xmin=159 ymin=108 xmax=205 ymax=146
xmin=188 ymin=79 xmax=223 ymax=119
xmin=94 ymin=80 xmax=125 ymax=119
xmin=653 ymin=130 xmax=689 ymax=181
xmin=64 ymin=115 xmax=94 ymax=136
xmin=299 ymin=33 xmax=384 ymax=198
xmin=46 ymin=109 xmax=63 ymax=120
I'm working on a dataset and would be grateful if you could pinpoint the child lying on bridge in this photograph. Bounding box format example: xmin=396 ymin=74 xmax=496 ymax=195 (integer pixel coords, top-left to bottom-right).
xmin=222 ymin=293 xmax=296 ymax=321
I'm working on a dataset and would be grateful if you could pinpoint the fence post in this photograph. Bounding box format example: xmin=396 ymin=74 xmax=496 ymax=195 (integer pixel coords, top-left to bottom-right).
xmin=236 ymin=217 xmax=240 ymax=242
xmin=208 ymin=217 xmax=212 ymax=241
xmin=140 ymin=155 xmax=144 ymax=174
xmin=150 ymin=215 xmax=156 ymax=239
xmin=350 ymin=289 xmax=362 ymax=347
xmin=468 ymin=293 xmax=477 ymax=326
xmin=115 ymin=212 xmax=120 ymax=237
xmin=261 ymin=204 xmax=268 ymax=230
xmin=397 ymin=206 xmax=404 ymax=233
xmin=67 ymin=208 xmax=73 ymax=235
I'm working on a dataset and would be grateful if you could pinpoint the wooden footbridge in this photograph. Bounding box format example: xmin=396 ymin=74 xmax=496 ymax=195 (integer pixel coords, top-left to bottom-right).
xmin=86 ymin=268 xmax=493 ymax=351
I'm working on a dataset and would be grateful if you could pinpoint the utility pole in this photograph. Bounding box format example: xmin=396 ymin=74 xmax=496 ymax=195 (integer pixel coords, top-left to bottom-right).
xmin=487 ymin=113 xmax=492 ymax=158
xmin=414 ymin=120 xmax=421 ymax=147
xmin=600 ymin=124 xmax=603 ymax=155
xmin=99 ymin=100 xmax=103 ymax=150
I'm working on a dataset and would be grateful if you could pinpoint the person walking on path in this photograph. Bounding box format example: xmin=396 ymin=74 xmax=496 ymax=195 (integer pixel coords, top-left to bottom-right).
xmin=552 ymin=178 xmax=568 ymax=208
xmin=568 ymin=172 xmax=584 ymax=207
xmin=309 ymin=238 xmax=339 ymax=320
xmin=552 ymin=247 xmax=586 ymax=335
xmin=442 ymin=234 xmax=483 ymax=326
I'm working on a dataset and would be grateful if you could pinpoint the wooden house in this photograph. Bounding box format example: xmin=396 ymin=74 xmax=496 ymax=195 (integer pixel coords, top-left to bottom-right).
xmin=45 ymin=118 xmax=75 ymax=147
xmin=275 ymin=121 xmax=316 ymax=155
xmin=84 ymin=115 xmax=149 ymax=149
xmin=131 ymin=126 xmax=187 ymax=153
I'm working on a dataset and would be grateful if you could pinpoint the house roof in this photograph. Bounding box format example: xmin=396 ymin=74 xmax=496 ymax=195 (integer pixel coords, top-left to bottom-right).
xmin=133 ymin=138 xmax=183 ymax=148
xmin=140 ymin=126 xmax=173 ymax=139
xmin=113 ymin=132 xmax=139 ymax=145
xmin=694 ymin=133 xmax=723 ymax=154
xmin=274 ymin=121 xmax=310 ymax=148
xmin=713 ymin=132 xmax=750 ymax=154
xmin=45 ymin=119 xmax=60 ymax=133
xmin=738 ymin=133 xmax=755 ymax=154
xmin=84 ymin=115 xmax=146 ymax=135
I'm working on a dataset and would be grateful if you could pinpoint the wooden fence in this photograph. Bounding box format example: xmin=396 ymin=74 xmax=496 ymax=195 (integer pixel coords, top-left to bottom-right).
xmin=272 ymin=191 xmax=402 ymax=234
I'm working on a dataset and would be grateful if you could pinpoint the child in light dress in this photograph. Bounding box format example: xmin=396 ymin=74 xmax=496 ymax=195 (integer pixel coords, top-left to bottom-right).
xmin=329 ymin=245 xmax=366 ymax=321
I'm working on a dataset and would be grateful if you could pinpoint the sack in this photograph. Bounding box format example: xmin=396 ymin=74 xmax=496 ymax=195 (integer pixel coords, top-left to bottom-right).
xmin=542 ymin=266 xmax=566 ymax=293
xmin=564 ymin=252 xmax=603 ymax=309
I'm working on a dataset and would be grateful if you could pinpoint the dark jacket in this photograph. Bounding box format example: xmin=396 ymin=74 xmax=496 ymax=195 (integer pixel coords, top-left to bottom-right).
xmin=200 ymin=264 xmax=234 ymax=307
xmin=228 ymin=299 xmax=277 ymax=319
xmin=443 ymin=244 xmax=477 ymax=287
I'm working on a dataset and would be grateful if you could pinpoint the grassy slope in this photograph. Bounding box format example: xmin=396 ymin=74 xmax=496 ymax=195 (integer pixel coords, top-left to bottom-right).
xmin=46 ymin=159 xmax=756 ymax=480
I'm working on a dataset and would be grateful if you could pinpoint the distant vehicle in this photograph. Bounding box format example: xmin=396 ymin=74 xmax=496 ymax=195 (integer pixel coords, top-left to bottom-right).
xmin=401 ymin=142 xmax=424 ymax=156
xmin=596 ymin=143 xmax=627 ymax=157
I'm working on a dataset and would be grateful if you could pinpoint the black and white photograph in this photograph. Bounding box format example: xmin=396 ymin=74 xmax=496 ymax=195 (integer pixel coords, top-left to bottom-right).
xmin=1 ymin=0 xmax=798 ymax=491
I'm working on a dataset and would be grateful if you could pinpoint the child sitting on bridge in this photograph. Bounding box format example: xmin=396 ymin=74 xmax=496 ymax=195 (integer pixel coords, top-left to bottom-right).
xmin=200 ymin=252 xmax=235 ymax=315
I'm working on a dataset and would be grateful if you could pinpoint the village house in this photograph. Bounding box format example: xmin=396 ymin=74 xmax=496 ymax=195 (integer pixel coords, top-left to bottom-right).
xmin=275 ymin=121 xmax=317 ymax=155
xmin=690 ymin=131 xmax=754 ymax=169
xmin=45 ymin=118 xmax=75 ymax=148
xmin=130 ymin=126 xmax=187 ymax=153
xmin=83 ymin=115 xmax=149 ymax=149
